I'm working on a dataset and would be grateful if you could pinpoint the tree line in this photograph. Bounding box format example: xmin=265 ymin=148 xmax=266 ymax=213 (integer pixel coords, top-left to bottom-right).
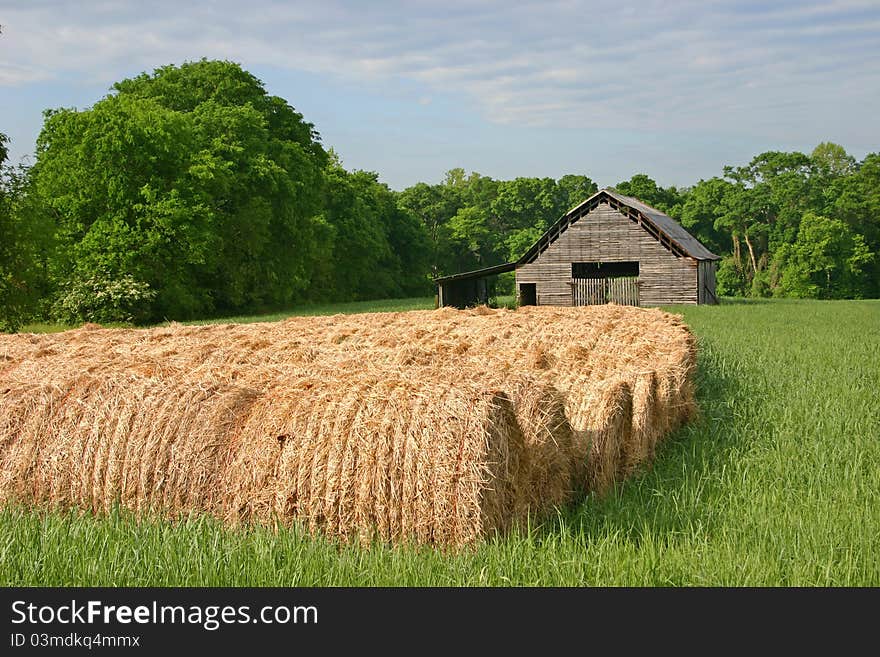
xmin=0 ymin=61 xmax=431 ymax=331
xmin=401 ymin=148 xmax=878 ymax=301
xmin=1 ymin=60 xmax=877 ymax=330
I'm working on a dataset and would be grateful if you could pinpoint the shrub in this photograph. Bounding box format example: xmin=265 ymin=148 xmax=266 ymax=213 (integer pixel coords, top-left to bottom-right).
xmin=715 ymin=256 xmax=748 ymax=297
xmin=51 ymin=273 xmax=156 ymax=325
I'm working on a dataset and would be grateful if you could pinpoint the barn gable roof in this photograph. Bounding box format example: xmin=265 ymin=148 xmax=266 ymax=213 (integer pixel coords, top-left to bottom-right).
xmin=433 ymin=188 xmax=719 ymax=283
xmin=517 ymin=188 xmax=720 ymax=265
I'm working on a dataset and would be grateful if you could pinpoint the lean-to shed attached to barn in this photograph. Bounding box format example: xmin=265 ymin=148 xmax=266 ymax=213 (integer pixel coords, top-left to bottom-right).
xmin=436 ymin=188 xmax=720 ymax=308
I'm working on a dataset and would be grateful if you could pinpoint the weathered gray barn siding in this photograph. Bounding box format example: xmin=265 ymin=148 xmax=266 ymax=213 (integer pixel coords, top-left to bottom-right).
xmin=697 ymin=260 xmax=718 ymax=304
xmin=516 ymin=201 xmax=698 ymax=306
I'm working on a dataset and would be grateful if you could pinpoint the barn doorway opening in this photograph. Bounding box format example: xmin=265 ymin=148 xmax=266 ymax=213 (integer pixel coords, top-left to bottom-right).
xmin=571 ymin=261 xmax=640 ymax=306
xmin=518 ymin=283 xmax=537 ymax=306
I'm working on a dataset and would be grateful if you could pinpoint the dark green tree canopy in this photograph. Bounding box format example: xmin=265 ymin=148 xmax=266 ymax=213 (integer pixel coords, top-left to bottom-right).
xmin=398 ymin=171 xmax=598 ymax=279
xmin=1 ymin=132 xmax=55 ymax=331
xmin=34 ymin=60 xmax=331 ymax=321
xmin=317 ymin=154 xmax=430 ymax=301
xmin=613 ymin=174 xmax=685 ymax=217
xmin=776 ymin=213 xmax=873 ymax=299
xmin=5 ymin=80 xmax=880 ymax=332
xmin=113 ymin=60 xmax=326 ymax=163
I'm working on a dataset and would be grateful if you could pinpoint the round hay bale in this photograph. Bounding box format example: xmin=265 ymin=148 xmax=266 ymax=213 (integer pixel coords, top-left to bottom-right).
xmin=624 ymin=371 xmax=661 ymax=476
xmin=218 ymin=373 xmax=531 ymax=546
xmin=0 ymin=303 xmax=700 ymax=546
xmin=0 ymin=374 xmax=260 ymax=517
xmin=504 ymin=378 xmax=580 ymax=510
xmin=571 ymin=378 xmax=634 ymax=497
xmin=0 ymin=380 xmax=75 ymax=504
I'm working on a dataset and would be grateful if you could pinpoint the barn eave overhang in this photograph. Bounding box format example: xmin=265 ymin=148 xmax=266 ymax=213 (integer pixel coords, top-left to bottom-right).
xmin=433 ymin=261 xmax=517 ymax=284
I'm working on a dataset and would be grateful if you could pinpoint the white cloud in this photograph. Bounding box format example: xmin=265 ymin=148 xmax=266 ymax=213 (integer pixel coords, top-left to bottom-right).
xmin=0 ymin=63 xmax=52 ymax=86
xmin=0 ymin=0 xmax=878 ymax=145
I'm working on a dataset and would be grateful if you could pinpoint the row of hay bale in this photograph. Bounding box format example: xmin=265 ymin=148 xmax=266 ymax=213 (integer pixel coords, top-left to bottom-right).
xmin=0 ymin=305 xmax=697 ymax=547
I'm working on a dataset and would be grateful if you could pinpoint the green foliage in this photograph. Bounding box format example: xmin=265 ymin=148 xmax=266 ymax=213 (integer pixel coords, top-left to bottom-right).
xmin=614 ymin=174 xmax=685 ymax=217
xmin=774 ymin=213 xmax=873 ymax=299
xmin=827 ymin=153 xmax=880 ymax=296
xmin=494 ymin=271 xmax=516 ymax=296
xmin=33 ymin=60 xmax=329 ymax=322
xmin=8 ymin=74 xmax=880 ymax=326
xmin=51 ymin=272 xmax=156 ymax=325
xmin=448 ymin=206 xmax=491 ymax=261
xmin=398 ymin=171 xmax=597 ymax=278
xmin=394 ymin=152 xmax=878 ymax=302
xmin=679 ymin=177 xmax=733 ymax=255
xmin=317 ymin=157 xmax=431 ymax=300
xmin=680 ymin=144 xmax=876 ymax=299
xmin=504 ymin=226 xmax=543 ymax=262
xmin=490 ymin=177 xmax=560 ymax=233
xmin=557 ymin=174 xmax=599 ymax=211
xmin=0 ymin=153 xmax=55 ymax=332
xmin=811 ymin=142 xmax=856 ymax=179
xmin=715 ymin=256 xmax=748 ymax=297
xmin=720 ymin=151 xmax=820 ymax=277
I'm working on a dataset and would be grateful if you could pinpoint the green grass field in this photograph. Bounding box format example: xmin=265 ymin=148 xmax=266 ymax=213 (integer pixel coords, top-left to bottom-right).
xmin=2 ymin=297 xmax=878 ymax=585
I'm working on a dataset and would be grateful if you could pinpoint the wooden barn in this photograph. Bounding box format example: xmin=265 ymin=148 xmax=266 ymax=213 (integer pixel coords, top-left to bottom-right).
xmin=436 ymin=188 xmax=720 ymax=308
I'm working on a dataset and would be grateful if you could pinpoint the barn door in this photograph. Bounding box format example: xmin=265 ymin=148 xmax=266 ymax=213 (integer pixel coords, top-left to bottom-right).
xmin=571 ymin=277 xmax=639 ymax=305
xmin=571 ymin=262 xmax=640 ymax=306
xmin=605 ymin=277 xmax=639 ymax=305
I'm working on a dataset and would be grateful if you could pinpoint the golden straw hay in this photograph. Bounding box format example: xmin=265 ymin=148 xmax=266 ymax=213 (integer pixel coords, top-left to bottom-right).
xmin=0 ymin=304 xmax=698 ymax=546
xmin=223 ymin=373 xmax=533 ymax=545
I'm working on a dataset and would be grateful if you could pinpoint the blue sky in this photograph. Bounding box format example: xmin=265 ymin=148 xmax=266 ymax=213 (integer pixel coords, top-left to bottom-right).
xmin=1 ymin=0 xmax=878 ymax=190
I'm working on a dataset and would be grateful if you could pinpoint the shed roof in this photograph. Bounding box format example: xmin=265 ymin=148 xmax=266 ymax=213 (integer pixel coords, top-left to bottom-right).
xmin=433 ymin=261 xmax=516 ymax=284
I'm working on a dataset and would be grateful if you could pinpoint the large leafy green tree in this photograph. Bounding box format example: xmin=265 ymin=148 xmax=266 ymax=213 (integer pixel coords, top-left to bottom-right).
xmin=448 ymin=206 xmax=492 ymax=265
xmin=679 ymin=177 xmax=733 ymax=256
xmin=491 ymin=177 xmax=563 ymax=262
xmin=614 ymin=174 xmax=685 ymax=217
xmin=713 ymin=151 xmax=822 ymax=295
xmin=827 ymin=153 xmax=880 ymax=296
xmin=490 ymin=177 xmax=560 ymax=233
xmin=317 ymin=159 xmax=388 ymax=300
xmin=1 ymin=133 xmax=55 ymax=331
xmin=318 ymin=156 xmax=430 ymax=300
xmin=364 ymin=174 xmax=432 ymax=297
xmin=557 ymin=174 xmax=598 ymax=212
xmin=774 ymin=213 xmax=873 ymax=299
xmin=33 ymin=59 xmax=329 ymax=322
xmin=812 ymin=142 xmax=856 ymax=180
xmin=397 ymin=180 xmax=463 ymax=277
xmin=20 ymin=100 xmax=880 ymax=319
xmin=398 ymin=171 xmax=598 ymax=296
